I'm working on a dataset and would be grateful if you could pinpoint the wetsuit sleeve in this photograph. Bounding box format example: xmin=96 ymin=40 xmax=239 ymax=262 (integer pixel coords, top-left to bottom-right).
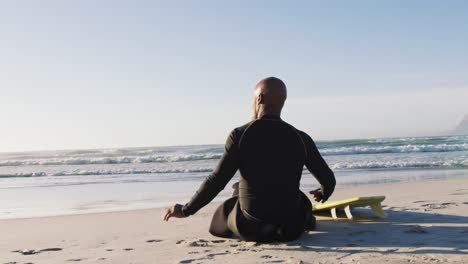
xmin=181 ymin=129 xmax=240 ymax=216
xmin=300 ymin=131 xmax=336 ymax=201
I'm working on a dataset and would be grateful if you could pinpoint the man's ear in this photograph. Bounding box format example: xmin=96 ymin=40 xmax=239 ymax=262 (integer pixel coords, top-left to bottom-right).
xmin=257 ymin=93 xmax=264 ymax=104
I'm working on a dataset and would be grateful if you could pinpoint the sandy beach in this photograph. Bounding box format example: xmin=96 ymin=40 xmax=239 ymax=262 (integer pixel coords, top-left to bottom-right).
xmin=1 ymin=178 xmax=467 ymax=264
xmin=2 ymin=1 xmax=468 ymax=263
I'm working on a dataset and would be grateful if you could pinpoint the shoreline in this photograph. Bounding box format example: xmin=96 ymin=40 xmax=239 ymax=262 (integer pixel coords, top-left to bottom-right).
xmin=1 ymin=178 xmax=468 ymax=263
xmin=2 ymin=174 xmax=468 ymax=221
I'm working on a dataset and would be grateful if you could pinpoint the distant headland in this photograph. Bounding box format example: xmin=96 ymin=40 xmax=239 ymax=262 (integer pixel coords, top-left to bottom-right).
xmin=452 ymin=114 xmax=468 ymax=135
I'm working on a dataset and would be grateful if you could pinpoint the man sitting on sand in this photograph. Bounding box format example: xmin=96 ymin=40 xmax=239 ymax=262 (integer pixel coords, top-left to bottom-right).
xmin=164 ymin=77 xmax=336 ymax=242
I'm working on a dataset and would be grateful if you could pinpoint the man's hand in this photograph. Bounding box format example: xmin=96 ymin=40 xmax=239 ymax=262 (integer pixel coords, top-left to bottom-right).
xmin=309 ymin=188 xmax=326 ymax=203
xmin=163 ymin=204 xmax=187 ymax=221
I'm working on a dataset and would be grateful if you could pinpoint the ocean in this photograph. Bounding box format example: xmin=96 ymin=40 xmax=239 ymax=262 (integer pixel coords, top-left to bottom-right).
xmin=1 ymin=135 xmax=467 ymax=219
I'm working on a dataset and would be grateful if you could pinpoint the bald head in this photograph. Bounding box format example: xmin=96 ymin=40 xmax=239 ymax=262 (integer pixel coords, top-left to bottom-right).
xmin=251 ymin=77 xmax=287 ymax=120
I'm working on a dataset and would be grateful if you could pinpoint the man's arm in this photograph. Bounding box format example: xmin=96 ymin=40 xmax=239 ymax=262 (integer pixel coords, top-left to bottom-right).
xmin=300 ymin=131 xmax=336 ymax=202
xmin=179 ymin=129 xmax=240 ymax=216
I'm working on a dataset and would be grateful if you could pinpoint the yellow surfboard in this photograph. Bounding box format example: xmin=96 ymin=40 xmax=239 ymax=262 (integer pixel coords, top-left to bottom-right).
xmin=313 ymin=196 xmax=387 ymax=220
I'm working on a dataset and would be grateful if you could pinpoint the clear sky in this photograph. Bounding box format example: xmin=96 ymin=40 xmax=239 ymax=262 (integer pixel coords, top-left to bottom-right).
xmin=1 ymin=1 xmax=467 ymax=152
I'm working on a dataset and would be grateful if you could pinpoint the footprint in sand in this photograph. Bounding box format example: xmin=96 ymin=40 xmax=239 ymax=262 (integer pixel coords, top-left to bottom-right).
xmin=404 ymin=225 xmax=428 ymax=234
xmin=451 ymin=192 xmax=468 ymax=196
xmin=421 ymin=202 xmax=457 ymax=210
xmin=347 ymin=230 xmax=377 ymax=236
xmin=67 ymin=258 xmax=84 ymax=262
xmin=401 ymin=208 xmax=420 ymax=211
xmin=41 ymin=248 xmax=63 ymax=252
xmin=188 ymin=241 xmax=208 ymax=247
xmin=211 ymin=239 xmax=226 ymax=243
xmin=237 ymin=247 xmax=262 ymax=252
xmin=177 ymin=251 xmax=231 ymax=263
xmin=11 ymin=249 xmax=37 ymax=255
xmin=206 ymin=252 xmax=230 ymax=258
xmin=176 ymin=239 xmax=211 ymax=247
xmin=177 ymin=256 xmax=212 ymax=263
xmin=146 ymin=239 xmax=163 ymax=243
xmin=177 ymin=239 xmax=228 ymax=248
xmin=12 ymin=247 xmax=63 ymax=255
xmin=177 ymin=259 xmax=197 ymax=264
xmin=291 ymin=260 xmax=304 ymax=264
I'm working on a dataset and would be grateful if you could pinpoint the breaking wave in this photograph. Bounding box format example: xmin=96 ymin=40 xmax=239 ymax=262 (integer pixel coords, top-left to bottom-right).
xmin=330 ymin=158 xmax=468 ymax=170
xmin=321 ymin=143 xmax=468 ymax=156
xmin=1 ymin=158 xmax=466 ymax=179
xmin=0 ymin=153 xmax=222 ymax=167
xmin=0 ymin=167 xmax=213 ymax=178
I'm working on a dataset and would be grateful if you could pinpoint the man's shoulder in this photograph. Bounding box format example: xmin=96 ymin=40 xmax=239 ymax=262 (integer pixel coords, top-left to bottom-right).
xmin=230 ymin=120 xmax=256 ymax=138
xmin=295 ymin=128 xmax=311 ymax=140
xmin=279 ymin=121 xmax=312 ymax=140
xmin=287 ymin=124 xmax=314 ymax=145
xmin=223 ymin=121 xmax=256 ymax=148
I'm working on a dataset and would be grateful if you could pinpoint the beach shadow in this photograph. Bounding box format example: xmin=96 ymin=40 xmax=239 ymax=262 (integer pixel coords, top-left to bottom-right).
xmin=270 ymin=208 xmax=468 ymax=256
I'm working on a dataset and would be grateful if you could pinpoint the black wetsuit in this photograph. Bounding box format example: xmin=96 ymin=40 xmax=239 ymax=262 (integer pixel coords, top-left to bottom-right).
xmin=182 ymin=114 xmax=336 ymax=242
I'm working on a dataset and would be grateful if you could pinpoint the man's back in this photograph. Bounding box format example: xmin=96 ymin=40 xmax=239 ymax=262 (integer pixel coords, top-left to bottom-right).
xmin=237 ymin=116 xmax=307 ymax=224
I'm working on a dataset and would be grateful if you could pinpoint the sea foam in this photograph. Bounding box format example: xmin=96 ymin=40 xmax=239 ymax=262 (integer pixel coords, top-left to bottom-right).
xmin=0 ymin=153 xmax=222 ymax=167
xmin=321 ymin=143 xmax=468 ymax=156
